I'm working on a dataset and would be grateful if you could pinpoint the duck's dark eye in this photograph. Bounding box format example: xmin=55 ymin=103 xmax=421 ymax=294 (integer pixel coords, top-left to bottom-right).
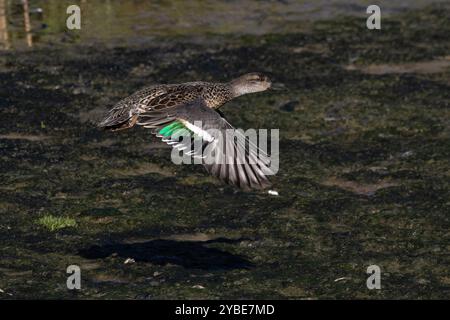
xmin=246 ymin=73 xmax=267 ymax=83
xmin=257 ymin=74 xmax=267 ymax=81
xmin=249 ymin=75 xmax=263 ymax=82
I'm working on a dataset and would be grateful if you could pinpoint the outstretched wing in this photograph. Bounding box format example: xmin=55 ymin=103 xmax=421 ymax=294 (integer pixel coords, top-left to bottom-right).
xmin=139 ymin=99 xmax=274 ymax=190
xmin=98 ymin=84 xmax=204 ymax=131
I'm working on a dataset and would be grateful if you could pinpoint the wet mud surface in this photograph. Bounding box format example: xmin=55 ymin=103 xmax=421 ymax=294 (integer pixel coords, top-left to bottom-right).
xmin=0 ymin=4 xmax=449 ymax=299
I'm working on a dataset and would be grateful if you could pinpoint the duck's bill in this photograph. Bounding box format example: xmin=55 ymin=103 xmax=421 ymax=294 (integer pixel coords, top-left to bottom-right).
xmin=269 ymin=82 xmax=286 ymax=91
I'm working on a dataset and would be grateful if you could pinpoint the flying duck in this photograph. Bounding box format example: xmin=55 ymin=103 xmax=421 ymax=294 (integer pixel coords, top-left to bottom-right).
xmin=98 ymin=73 xmax=275 ymax=190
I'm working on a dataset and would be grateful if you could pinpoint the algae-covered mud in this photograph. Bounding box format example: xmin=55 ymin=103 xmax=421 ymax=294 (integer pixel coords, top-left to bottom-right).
xmin=0 ymin=1 xmax=449 ymax=299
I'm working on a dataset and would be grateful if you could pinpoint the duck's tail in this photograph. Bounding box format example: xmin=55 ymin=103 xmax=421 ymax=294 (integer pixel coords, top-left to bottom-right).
xmin=97 ymin=101 xmax=138 ymax=131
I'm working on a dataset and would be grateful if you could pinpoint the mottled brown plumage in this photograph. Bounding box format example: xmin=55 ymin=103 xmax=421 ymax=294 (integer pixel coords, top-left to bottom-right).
xmin=98 ymin=82 xmax=235 ymax=131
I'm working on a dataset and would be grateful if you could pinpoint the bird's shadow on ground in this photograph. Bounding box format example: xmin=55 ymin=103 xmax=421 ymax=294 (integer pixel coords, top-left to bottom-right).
xmin=78 ymin=237 xmax=254 ymax=270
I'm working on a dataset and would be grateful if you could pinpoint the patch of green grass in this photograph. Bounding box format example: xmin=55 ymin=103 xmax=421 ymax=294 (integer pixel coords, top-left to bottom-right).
xmin=37 ymin=215 xmax=77 ymax=232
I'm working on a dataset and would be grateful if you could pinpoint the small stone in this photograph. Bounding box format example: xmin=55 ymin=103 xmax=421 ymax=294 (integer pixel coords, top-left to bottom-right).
xmin=268 ymin=190 xmax=279 ymax=196
xmin=124 ymin=258 xmax=135 ymax=264
xmin=0 ymin=288 xmax=12 ymax=296
xmin=400 ymin=150 xmax=414 ymax=158
xmin=334 ymin=277 xmax=350 ymax=282
xmin=417 ymin=278 xmax=429 ymax=285
xmin=192 ymin=285 xmax=205 ymax=289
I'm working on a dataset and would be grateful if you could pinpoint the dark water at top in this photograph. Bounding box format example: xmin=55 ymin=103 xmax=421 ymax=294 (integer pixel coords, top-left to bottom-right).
xmin=0 ymin=0 xmax=446 ymax=50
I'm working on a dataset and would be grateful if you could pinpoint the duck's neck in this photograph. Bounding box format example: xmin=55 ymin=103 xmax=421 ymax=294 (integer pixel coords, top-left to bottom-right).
xmin=229 ymin=82 xmax=250 ymax=98
xmin=202 ymin=83 xmax=235 ymax=109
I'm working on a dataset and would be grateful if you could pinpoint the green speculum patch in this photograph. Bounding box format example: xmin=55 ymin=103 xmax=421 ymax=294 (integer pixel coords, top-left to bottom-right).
xmin=158 ymin=121 xmax=186 ymax=137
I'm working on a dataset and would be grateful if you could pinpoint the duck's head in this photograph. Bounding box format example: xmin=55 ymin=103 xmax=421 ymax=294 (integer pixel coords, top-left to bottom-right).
xmin=229 ymin=72 xmax=271 ymax=97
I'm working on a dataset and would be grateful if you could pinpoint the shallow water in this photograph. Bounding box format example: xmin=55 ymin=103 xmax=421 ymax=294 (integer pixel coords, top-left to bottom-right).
xmin=0 ymin=1 xmax=449 ymax=299
xmin=0 ymin=0 xmax=448 ymax=48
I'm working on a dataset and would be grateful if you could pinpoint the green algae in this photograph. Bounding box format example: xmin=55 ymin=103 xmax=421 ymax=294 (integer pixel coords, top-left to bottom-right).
xmin=37 ymin=215 xmax=77 ymax=232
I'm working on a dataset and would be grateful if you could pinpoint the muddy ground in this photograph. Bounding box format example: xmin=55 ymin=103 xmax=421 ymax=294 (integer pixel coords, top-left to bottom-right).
xmin=0 ymin=4 xmax=449 ymax=299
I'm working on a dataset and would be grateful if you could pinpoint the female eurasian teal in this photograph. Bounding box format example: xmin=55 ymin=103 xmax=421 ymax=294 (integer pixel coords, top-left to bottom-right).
xmin=98 ymin=73 xmax=274 ymax=190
